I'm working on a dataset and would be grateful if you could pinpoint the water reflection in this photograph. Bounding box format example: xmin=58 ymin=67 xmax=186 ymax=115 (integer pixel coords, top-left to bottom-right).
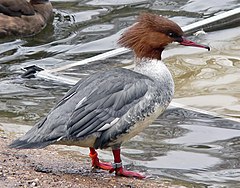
xmin=181 ymin=0 xmax=240 ymax=13
xmin=122 ymin=107 xmax=240 ymax=185
xmin=165 ymin=124 xmax=240 ymax=145
xmin=144 ymin=150 xmax=221 ymax=170
xmin=0 ymin=0 xmax=240 ymax=187
xmin=167 ymin=28 xmax=240 ymax=117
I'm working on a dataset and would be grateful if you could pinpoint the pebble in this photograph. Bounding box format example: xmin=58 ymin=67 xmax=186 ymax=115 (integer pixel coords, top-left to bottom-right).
xmin=27 ymin=178 xmax=39 ymax=187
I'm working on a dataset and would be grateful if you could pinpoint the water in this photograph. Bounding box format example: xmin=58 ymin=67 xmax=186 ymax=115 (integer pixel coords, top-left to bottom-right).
xmin=0 ymin=0 xmax=240 ymax=187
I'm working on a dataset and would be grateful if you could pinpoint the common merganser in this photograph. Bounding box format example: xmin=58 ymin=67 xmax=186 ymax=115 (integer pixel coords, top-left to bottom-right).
xmin=0 ymin=0 xmax=52 ymax=37
xmin=9 ymin=13 xmax=210 ymax=179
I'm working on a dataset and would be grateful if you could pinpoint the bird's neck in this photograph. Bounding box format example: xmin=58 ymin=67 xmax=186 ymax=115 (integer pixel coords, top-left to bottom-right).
xmin=134 ymin=58 xmax=175 ymax=105
xmin=134 ymin=58 xmax=172 ymax=81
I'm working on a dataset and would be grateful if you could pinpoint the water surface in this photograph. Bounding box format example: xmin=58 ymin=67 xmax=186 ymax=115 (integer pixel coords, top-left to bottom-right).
xmin=0 ymin=0 xmax=240 ymax=187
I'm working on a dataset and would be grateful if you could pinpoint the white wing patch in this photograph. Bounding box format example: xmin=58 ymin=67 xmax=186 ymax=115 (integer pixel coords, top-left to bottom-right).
xmin=64 ymin=91 xmax=76 ymax=101
xmin=98 ymin=118 xmax=120 ymax=131
xmin=75 ymin=97 xmax=87 ymax=110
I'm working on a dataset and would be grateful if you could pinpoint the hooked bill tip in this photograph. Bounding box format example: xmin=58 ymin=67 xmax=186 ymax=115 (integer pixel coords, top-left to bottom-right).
xmin=179 ymin=37 xmax=210 ymax=51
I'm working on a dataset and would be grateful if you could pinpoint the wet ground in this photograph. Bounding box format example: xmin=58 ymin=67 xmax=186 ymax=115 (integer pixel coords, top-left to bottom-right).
xmin=0 ymin=125 xmax=194 ymax=188
xmin=0 ymin=0 xmax=240 ymax=187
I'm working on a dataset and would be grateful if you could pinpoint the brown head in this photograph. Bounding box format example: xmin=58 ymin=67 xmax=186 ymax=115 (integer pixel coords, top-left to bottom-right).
xmin=118 ymin=13 xmax=210 ymax=60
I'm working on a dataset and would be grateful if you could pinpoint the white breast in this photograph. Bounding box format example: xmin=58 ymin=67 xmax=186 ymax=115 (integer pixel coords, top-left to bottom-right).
xmin=134 ymin=59 xmax=174 ymax=89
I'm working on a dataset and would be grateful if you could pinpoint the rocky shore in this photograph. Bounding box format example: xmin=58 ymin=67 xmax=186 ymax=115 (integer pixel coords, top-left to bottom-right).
xmin=0 ymin=124 xmax=188 ymax=188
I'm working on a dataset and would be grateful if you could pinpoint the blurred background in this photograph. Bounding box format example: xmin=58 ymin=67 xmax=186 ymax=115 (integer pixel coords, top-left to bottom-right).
xmin=0 ymin=0 xmax=240 ymax=187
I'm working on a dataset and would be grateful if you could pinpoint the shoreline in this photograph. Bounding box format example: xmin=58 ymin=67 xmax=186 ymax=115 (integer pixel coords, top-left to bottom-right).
xmin=0 ymin=123 xmax=189 ymax=188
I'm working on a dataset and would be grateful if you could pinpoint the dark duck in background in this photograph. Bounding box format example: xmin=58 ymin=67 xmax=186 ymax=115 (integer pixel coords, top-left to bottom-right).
xmin=9 ymin=13 xmax=210 ymax=178
xmin=0 ymin=0 xmax=52 ymax=37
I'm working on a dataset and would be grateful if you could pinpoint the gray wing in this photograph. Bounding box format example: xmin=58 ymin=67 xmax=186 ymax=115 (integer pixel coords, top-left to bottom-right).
xmin=65 ymin=68 xmax=154 ymax=138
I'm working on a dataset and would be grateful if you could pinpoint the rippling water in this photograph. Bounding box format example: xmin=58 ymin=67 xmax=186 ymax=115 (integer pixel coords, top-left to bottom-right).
xmin=0 ymin=0 xmax=240 ymax=187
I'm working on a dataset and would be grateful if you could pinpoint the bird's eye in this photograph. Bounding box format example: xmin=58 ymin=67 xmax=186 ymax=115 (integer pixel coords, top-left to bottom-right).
xmin=168 ymin=32 xmax=178 ymax=38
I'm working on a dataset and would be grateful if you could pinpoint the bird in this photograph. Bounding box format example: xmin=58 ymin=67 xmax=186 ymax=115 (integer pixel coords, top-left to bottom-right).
xmin=0 ymin=0 xmax=52 ymax=37
xmin=9 ymin=13 xmax=210 ymax=179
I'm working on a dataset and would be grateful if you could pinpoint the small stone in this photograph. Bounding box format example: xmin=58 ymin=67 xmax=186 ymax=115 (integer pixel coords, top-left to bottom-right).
xmin=27 ymin=178 xmax=39 ymax=187
xmin=32 ymin=182 xmax=38 ymax=187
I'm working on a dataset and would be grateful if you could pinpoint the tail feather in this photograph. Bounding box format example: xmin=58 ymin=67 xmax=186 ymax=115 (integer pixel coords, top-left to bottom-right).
xmin=8 ymin=139 xmax=52 ymax=149
xmin=8 ymin=118 xmax=61 ymax=149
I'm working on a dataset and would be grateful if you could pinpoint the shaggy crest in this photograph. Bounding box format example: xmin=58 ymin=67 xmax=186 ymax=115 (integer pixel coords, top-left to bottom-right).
xmin=118 ymin=13 xmax=184 ymax=60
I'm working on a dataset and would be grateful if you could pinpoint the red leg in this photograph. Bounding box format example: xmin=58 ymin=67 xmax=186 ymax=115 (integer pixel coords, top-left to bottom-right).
xmin=111 ymin=148 xmax=145 ymax=179
xmin=89 ymin=147 xmax=113 ymax=171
